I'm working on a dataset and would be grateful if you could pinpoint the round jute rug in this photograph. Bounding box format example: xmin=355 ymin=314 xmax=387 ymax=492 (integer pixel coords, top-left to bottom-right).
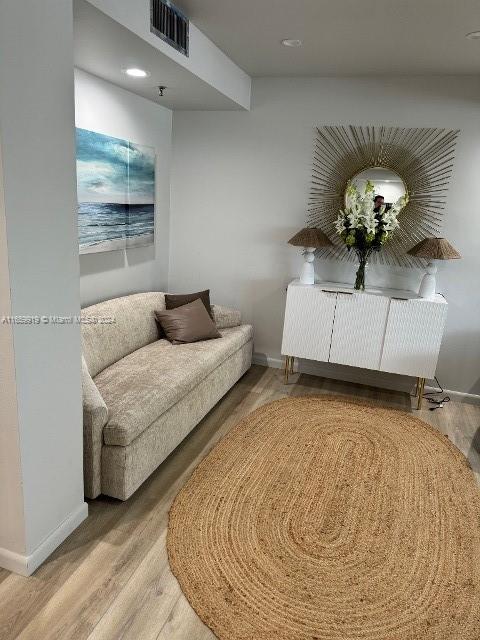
xmin=167 ymin=396 xmax=480 ymax=640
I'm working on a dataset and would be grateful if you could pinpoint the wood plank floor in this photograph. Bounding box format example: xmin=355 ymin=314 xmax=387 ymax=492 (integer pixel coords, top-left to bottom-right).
xmin=1 ymin=364 xmax=479 ymax=640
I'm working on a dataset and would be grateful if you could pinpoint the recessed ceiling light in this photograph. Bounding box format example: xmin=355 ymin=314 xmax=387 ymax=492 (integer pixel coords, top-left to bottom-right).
xmin=282 ymin=39 xmax=302 ymax=47
xmin=122 ymin=67 xmax=150 ymax=78
xmin=466 ymin=31 xmax=480 ymax=40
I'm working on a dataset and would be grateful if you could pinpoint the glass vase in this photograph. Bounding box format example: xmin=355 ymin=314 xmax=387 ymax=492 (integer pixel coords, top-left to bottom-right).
xmin=354 ymin=253 xmax=368 ymax=291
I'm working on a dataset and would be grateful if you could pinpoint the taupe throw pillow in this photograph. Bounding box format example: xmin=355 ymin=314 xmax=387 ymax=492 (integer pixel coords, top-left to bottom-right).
xmin=165 ymin=289 xmax=213 ymax=319
xmin=154 ymin=298 xmax=221 ymax=344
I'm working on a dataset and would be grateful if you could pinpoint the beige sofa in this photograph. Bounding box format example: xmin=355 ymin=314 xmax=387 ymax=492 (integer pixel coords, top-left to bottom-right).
xmin=81 ymin=292 xmax=253 ymax=500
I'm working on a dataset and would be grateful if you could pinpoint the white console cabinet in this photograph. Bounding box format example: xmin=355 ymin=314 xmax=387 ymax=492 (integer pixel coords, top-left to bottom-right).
xmin=281 ymin=280 xmax=448 ymax=408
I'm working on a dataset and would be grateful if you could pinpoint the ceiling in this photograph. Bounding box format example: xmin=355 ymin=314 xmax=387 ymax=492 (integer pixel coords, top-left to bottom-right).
xmin=73 ymin=0 xmax=244 ymax=110
xmin=176 ymin=0 xmax=480 ymax=76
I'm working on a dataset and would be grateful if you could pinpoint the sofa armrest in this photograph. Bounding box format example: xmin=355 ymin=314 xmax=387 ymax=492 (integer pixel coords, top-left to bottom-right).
xmin=212 ymin=304 xmax=242 ymax=329
xmin=82 ymin=355 xmax=108 ymax=499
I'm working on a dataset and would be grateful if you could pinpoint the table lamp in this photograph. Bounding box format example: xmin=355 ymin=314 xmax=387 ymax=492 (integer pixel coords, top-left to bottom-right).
xmin=288 ymin=227 xmax=332 ymax=285
xmin=407 ymin=237 xmax=461 ymax=298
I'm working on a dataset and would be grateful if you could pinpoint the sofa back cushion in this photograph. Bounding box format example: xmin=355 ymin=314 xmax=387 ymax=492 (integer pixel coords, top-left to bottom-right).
xmin=81 ymin=292 xmax=165 ymax=377
xmin=165 ymin=289 xmax=213 ymax=318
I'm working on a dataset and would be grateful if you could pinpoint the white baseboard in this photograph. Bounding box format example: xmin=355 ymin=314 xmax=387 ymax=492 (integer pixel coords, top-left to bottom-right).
xmin=253 ymin=353 xmax=480 ymax=406
xmin=0 ymin=501 xmax=88 ymax=576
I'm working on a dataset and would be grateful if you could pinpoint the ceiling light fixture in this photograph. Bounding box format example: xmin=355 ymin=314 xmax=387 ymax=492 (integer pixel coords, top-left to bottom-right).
xmin=466 ymin=31 xmax=480 ymax=40
xmin=123 ymin=67 xmax=150 ymax=78
xmin=282 ymin=39 xmax=302 ymax=47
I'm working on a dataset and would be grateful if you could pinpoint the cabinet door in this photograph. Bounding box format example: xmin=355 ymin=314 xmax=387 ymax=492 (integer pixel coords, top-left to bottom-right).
xmin=281 ymin=286 xmax=337 ymax=361
xmin=380 ymin=299 xmax=447 ymax=378
xmin=329 ymin=292 xmax=389 ymax=370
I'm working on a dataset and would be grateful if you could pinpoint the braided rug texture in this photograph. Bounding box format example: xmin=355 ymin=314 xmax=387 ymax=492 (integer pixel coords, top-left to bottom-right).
xmin=167 ymin=396 xmax=480 ymax=640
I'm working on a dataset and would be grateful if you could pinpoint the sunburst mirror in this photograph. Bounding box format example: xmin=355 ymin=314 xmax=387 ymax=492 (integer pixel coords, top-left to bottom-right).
xmin=308 ymin=126 xmax=459 ymax=267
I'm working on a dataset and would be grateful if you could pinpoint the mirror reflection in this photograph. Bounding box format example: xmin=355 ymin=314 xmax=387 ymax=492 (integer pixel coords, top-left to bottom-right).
xmin=348 ymin=167 xmax=407 ymax=210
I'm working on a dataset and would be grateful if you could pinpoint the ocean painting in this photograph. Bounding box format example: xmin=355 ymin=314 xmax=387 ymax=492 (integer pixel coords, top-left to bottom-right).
xmin=76 ymin=128 xmax=155 ymax=254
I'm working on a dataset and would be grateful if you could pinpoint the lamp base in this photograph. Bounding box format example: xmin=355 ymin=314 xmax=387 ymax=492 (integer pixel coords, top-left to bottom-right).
xmin=300 ymin=247 xmax=315 ymax=285
xmin=418 ymin=261 xmax=437 ymax=298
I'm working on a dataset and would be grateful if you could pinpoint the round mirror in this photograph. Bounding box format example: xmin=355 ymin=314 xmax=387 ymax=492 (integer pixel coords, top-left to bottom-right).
xmin=347 ymin=167 xmax=407 ymax=208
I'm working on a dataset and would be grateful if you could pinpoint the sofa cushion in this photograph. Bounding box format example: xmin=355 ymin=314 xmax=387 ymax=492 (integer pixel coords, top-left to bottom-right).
xmin=155 ymin=299 xmax=221 ymax=344
xmin=82 ymin=292 xmax=166 ymax=377
xmin=96 ymin=324 xmax=253 ymax=447
xmin=101 ymin=341 xmax=253 ymax=499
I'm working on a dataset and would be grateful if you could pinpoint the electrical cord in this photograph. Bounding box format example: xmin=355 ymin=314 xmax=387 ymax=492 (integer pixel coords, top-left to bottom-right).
xmin=423 ymin=376 xmax=450 ymax=410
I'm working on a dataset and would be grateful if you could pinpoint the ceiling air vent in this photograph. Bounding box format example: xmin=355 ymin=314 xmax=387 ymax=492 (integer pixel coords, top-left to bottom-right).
xmin=150 ymin=0 xmax=189 ymax=57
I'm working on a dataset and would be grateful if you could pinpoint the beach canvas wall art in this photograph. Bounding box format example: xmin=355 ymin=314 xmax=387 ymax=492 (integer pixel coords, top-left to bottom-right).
xmin=76 ymin=128 xmax=155 ymax=254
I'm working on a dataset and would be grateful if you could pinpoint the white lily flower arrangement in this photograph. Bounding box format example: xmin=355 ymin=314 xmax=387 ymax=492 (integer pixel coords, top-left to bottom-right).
xmin=335 ymin=179 xmax=409 ymax=289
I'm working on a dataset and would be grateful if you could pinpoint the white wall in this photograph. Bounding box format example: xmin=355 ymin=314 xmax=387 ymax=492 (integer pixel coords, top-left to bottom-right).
xmin=0 ymin=0 xmax=87 ymax=574
xmin=75 ymin=69 xmax=172 ymax=306
xmin=170 ymin=76 xmax=480 ymax=397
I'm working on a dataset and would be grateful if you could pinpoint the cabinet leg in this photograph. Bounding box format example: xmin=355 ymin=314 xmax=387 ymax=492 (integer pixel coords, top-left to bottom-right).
xmin=414 ymin=377 xmax=420 ymax=397
xmin=289 ymin=356 xmax=294 ymax=374
xmin=416 ymin=377 xmax=426 ymax=410
xmin=284 ymin=356 xmax=289 ymax=384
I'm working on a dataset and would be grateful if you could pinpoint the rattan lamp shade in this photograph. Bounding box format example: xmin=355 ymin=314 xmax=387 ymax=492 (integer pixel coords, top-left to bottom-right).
xmin=288 ymin=227 xmax=332 ymax=248
xmin=407 ymin=237 xmax=461 ymax=260
xmin=287 ymin=228 xmax=332 ymax=285
xmin=408 ymin=237 xmax=460 ymax=299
